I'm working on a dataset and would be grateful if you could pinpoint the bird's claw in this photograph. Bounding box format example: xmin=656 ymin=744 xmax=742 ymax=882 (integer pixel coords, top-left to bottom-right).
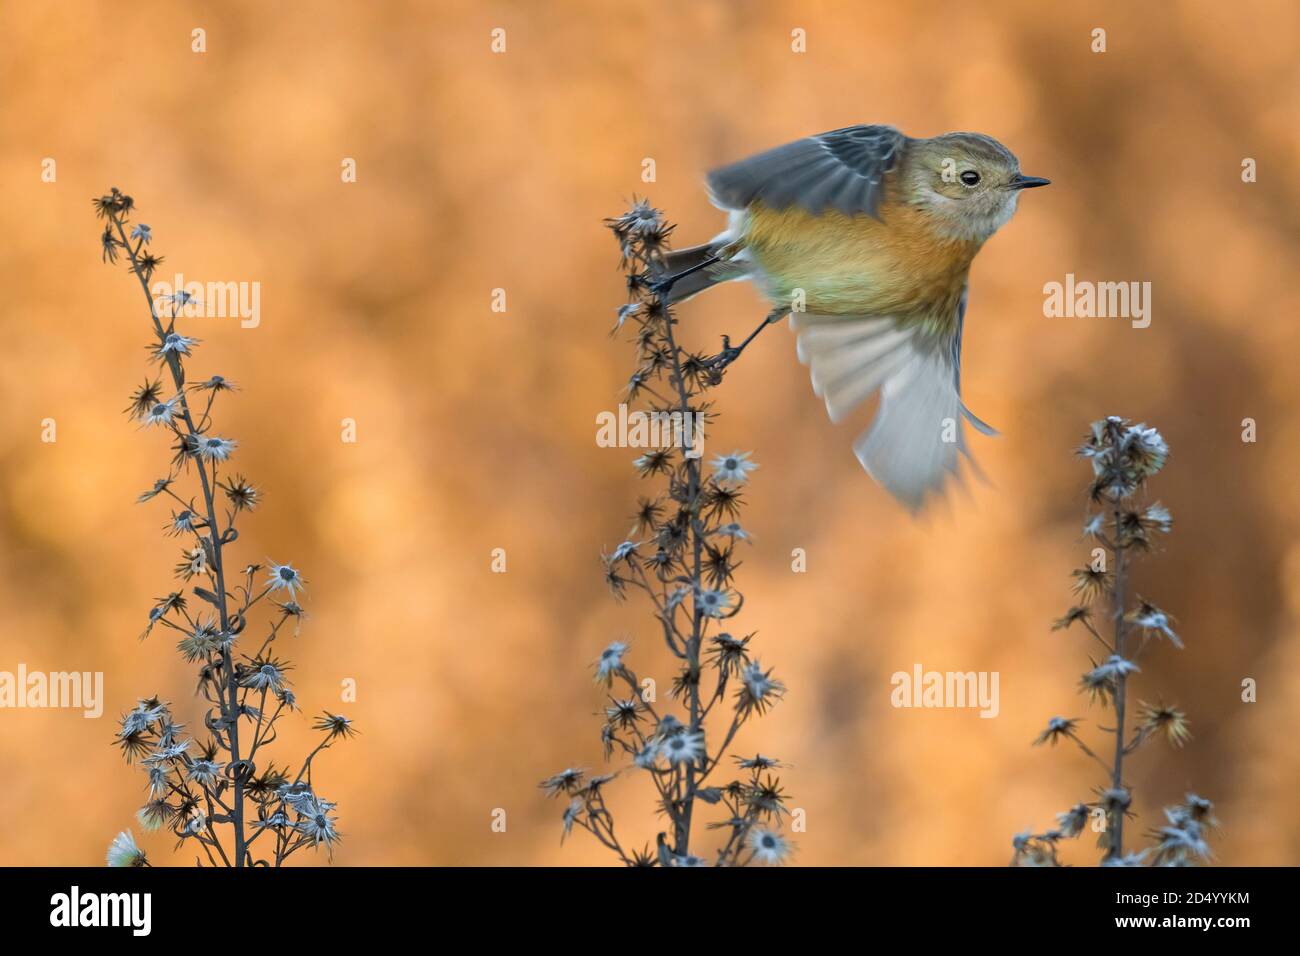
xmin=705 ymin=337 xmax=741 ymax=372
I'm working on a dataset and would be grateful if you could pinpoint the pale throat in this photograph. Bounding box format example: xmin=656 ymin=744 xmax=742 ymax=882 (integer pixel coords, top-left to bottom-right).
xmin=911 ymin=185 xmax=1017 ymax=243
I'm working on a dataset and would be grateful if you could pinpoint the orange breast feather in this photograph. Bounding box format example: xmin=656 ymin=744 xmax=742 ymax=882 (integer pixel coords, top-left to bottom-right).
xmin=741 ymin=200 xmax=977 ymax=329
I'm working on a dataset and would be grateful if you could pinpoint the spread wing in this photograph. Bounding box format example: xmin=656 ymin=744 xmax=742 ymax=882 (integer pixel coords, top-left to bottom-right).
xmin=791 ymin=289 xmax=997 ymax=511
xmin=706 ymin=125 xmax=909 ymax=219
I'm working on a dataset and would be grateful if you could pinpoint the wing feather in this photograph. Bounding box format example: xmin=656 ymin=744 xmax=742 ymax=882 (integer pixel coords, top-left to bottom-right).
xmin=791 ymin=289 xmax=996 ymax=510
xmin=707 ymin=125 xmax=909 ymax=220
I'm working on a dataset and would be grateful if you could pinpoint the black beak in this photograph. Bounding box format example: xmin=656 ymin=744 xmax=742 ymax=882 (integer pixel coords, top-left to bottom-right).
xmin=1009 ymin=174 xmax=1051 ymax=190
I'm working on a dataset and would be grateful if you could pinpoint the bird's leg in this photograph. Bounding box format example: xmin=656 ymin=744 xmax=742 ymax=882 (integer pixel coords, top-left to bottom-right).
xmin=706 ymin=307 xmax=789 ymax=371
xmin=649 ymin=254 xmax=722 ymax=299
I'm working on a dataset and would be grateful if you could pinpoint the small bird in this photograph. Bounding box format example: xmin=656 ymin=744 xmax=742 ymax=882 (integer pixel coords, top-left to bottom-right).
xmin=656 ymin=125 xmax=1049 ymax=510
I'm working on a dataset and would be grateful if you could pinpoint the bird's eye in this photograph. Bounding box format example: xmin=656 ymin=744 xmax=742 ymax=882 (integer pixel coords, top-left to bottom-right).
xmin=959 ymin=170 xmax=980 ymax=186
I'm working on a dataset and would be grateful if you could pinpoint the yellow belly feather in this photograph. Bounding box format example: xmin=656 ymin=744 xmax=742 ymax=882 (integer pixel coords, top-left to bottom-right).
xmin=739 ymin=202 xmax=979 ymax=332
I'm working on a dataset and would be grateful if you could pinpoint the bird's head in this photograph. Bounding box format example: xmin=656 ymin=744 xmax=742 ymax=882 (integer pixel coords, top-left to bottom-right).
xmin=903 ymin=132 xmax=1049 ymax=242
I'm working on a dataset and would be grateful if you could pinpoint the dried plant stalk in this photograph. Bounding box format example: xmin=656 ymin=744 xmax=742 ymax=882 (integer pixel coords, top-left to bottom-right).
xmin=1015 ymin=416 xmax=1215 ymax=867
xmin=541 ymin=201 xmax=794 ymax=866
xmin=96 ymin=188 xmax=355 ymax=868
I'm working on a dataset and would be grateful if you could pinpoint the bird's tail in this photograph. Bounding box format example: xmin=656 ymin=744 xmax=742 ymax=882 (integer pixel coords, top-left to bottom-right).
xmin=654 ymin=242 xmax=747 ymax=304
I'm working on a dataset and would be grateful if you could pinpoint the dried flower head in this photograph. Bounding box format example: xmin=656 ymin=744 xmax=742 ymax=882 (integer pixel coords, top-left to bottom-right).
xmin=106 ymin=830 xmax=148 ymax=868
xmin=313 ymin=712 xmax=358 ymax=741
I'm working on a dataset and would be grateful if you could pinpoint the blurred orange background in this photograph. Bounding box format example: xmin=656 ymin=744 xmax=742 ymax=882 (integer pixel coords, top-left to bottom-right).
xmin=1 ymin=0 xmax=1298 ymax=865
